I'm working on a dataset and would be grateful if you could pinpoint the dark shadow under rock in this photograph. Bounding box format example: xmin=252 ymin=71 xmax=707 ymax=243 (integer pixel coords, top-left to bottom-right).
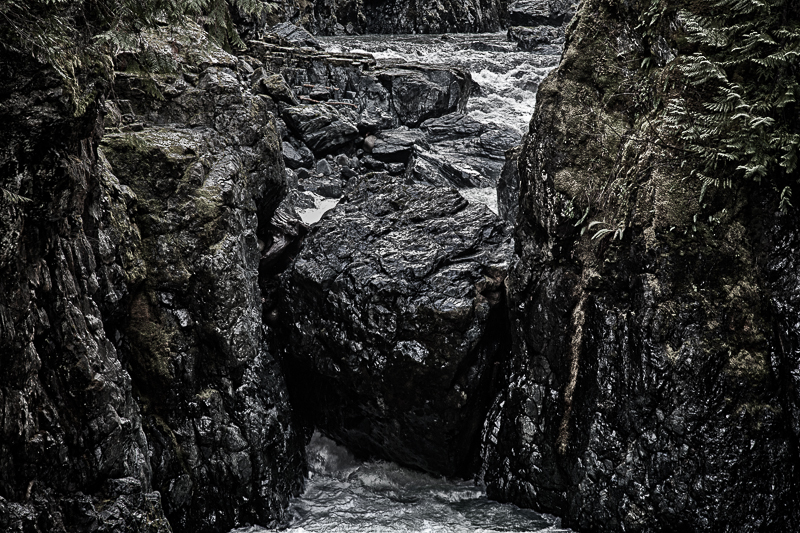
xmin=273 ymin=176 xmax=513 ymax=478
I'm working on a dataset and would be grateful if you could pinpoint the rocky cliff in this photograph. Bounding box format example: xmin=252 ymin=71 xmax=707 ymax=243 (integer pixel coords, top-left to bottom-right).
xmin=482 ymin=0 xmax=800 ymax=531
xmin=258 ymin=0 xmax=509 ymax=35
xmin=0 ymin=25 xmax=306 ymax=533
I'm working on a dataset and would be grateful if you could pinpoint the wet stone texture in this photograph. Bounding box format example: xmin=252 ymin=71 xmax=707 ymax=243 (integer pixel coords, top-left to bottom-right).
xmin=274 ymin=177 xmax=513 ymax=477
xmin=94 ymin=25 xmax=306 ymax=533
xmin=0 ymin=50 xmax=171 ymax=533
xmin=480 ymin=0 xmax=800 ymax=531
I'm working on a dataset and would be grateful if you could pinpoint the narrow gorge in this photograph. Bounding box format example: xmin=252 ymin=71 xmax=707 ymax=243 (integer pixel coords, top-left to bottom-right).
xmin=1 ymin=0 xmax=798 ymax=532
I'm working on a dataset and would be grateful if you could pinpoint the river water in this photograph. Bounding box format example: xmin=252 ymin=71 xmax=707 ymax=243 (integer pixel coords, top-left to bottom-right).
xmin=232 ymin=433 xmax=572 ymax=533
xmin=247 ymin=33 xmax=570 ymax=532
xmin=296 ymin=32 xmax=560 ymax=224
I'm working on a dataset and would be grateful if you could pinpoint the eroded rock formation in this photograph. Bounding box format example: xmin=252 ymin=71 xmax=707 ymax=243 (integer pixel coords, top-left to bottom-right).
xmin=274 ymin=177 xmax=512 ymax=477
xmin=481 ymin=0 xmax=800 ymax=531
xmin=0 ymin=25 xmax=307 ymax=533
xmin=265 ymin=0 xmax=509 ymax=35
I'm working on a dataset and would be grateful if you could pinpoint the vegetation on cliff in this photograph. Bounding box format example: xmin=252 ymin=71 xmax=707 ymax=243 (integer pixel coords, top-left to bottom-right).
xmin=0 ymin=0 xmax=266 ymax=114
xmin=641 ymin=0 xmax=800 ymax=209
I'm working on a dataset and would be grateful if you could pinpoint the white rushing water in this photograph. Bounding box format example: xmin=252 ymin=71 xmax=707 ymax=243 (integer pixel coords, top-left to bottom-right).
xmin=321 ymin=32 xmax=559 ymax=134
xmin=233 ymin=433 xmax=573 ymax=533
xmin=314 ymin=32 xmax=560 ymax=216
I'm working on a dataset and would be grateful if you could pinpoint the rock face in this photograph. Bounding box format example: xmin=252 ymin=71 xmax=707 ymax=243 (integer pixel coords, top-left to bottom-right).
xmin=0 ymin=25 xmax=306 ymax=533
xmin=100 ymin=27 xmax=305 ymax=532
xmin=481 ymin=0 xmax=800 ymax=531
xmin=0 ymin=50 xmax=171 ymax=533
xmin=507 ymin=0 xmax=576 ymax=26
xmin=267 ymin=0 xmax=508 ymax=35
xmin=275 ymin=177 xmax=512 ymax=477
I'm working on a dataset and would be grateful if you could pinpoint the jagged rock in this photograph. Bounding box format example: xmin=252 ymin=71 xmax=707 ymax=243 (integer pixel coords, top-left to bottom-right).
xmin=507 ymin=25 xmax=565 ymax=50
xmin=252 ymin=69 xmax=300 ymax=105
xmin=481 ymin=0 xmax=800 ymax=531
xmin=360 ymin=0 xmax=508 ymax=34
xmin=269 ymin=22 xmax=322 ymax=50
xmin=274 ymin=176 xmax=512 ymax=477
xmin=370 ymin=127 xmax=428 ymax=163
xmin=497 ymin=144 xmax=522 ymax=225
xmin=282 ymin=104 xmax=360 ymax=155
xmin=249 ymin=42 xmax=471 ymax=132
xmin=378 ymin=64 xmax=471 ymax=127
xmin=282 ymin=140 xmax=315 ymax=169
xmin=405 ymin=147 xmax=489 ymax=188
xmin=507 ymin=0 xmax=578 ymax=26
xmin=0 ymin=49 xmax=171 ymax=533
xmin=99 ymin=24 xmax=305 ymax=532
xmin=402 ymin=114 xmax=521 ymax=187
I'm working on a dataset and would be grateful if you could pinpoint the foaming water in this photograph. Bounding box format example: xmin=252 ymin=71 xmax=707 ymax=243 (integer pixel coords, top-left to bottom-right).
xmin=296 ymin=193 xmax=340 ymax=224
xmin=320 ymin=33 xmax=559 ymax=133
xmin=460 ymin=187 xmax=498 ymax=214
xmin=232 ymin=433 xmax=572 ymax=533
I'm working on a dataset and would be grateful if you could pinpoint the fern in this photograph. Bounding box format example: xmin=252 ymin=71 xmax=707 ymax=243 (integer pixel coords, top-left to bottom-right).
xmin=659 ymin=0 xmax=800 ymax=202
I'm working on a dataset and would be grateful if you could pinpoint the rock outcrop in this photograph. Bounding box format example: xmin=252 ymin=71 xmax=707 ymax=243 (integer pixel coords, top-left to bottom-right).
xmin=506 ymin=0 xmax=578 ymax=53
xmin=100 ymin=26 xmax=306 ymax=532
xmin=481 ymin=0 xmax=800 ymax=531
xmin=274 ymin=177 xmax=512 ymax=477
xmin=0 ymin=50 xmax=172 ymax=533
xmin=265 ymin=0 xmax=508 ymax=35
xmin=507 ymin=0 xmax=576 ymax=26
xmin=1 ymin=25 xmax=307 ymax=533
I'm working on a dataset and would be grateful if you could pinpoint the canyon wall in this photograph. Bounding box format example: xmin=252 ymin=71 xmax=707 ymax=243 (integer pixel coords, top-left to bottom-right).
xmin=481 ymin=0 xmax=800 ymax=530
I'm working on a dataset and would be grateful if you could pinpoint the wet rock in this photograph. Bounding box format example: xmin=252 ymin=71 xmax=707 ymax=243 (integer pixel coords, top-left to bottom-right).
xmin=274 ymin=176 xmax=512 ymax=478
xmin=252 ymin=69 xmax=300 ymax=105
xmin=249 ymin=43 xmax=471 ymax=133
xmin=497 ymin=144 xmax=522 ymax=225
xmin=405 ymin=147 xmax=489 ymax=188
xmin=0 ymin=48 xmax=170 ymax=533
xmin=269 ymin=22 xmax=322 ymax=50
xmin=371 ymin=127 xmax=428 ymax=163
xmin=299 ymin=173 xmax=343 ymax=198
xmin=507 ymin=0 xmax=578 ymax=26
xmin=360 ymin=0 xmax=508 ymax=34
xmin=282 ymin=140 xmax=315 ymax=169
xmin=378 ymin=65 xmax=471 ymax=127
xmin=316 ymin=158 xmax=334 ymax=175
xmin=481 ymin=0 xmax=800 ymax=531
xmin=282 ymin=104 xmax=359 ymax=155
xmin=100 ymin=24 xmax=305 ymax=532
xmin=405 ymin=114 xmax=521 ymax=187
xmin=508 ymin=25 xmax=565 ymax=51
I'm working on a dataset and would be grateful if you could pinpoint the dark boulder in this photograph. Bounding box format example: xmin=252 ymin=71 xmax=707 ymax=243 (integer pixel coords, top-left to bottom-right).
xmin=378 ymin=65 xmax=471 ymax=127
xmin=274 ymin=177 xmax=512 ymax=477
xmin=282 ymin=103 xmax=360 ymax=155
xmin=507 ymin=25 xmax=565 ymax=51
xmin=507 ymin=0 xmax=578 ymax=26
xmin=370 ymin=127 xmax=428 ymax=164
xmin=405 ymin=147 xmax=490 ymax=188
xmin=404 ymin=114 xmax=522 ymax=187
xmin=252 ymin=69 xmax=300 ymax=105
xmin=282 ymin=140 xmax=315 ymax=169
xmin=269 ymin=22 xmax=322 ymax=50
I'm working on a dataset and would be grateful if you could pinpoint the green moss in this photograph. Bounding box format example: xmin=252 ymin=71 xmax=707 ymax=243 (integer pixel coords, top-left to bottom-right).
xmin=128 ymin=292 xmax=175 ymax=385
xmin=726 ymin=349 xmax=769 ymax=382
